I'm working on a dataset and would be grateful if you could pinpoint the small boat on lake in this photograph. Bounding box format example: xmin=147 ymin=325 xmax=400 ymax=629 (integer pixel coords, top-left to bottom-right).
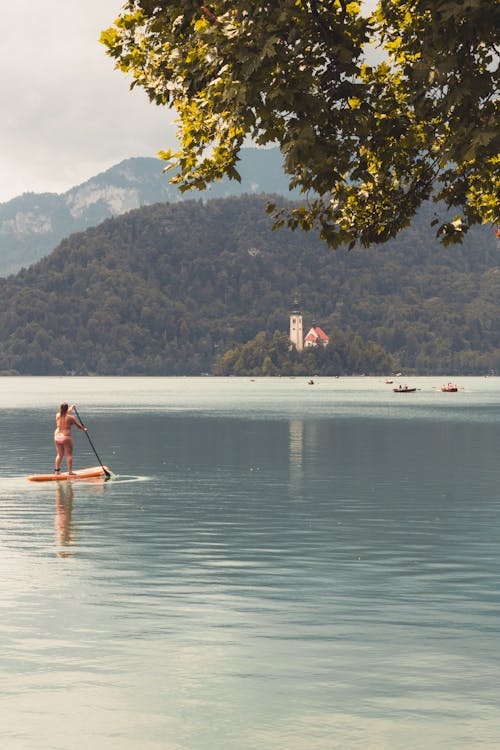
xmin=441 ymin=383 xmax=458 ymax=392
xmin=393 ymin=385 xmax=417 ymax=393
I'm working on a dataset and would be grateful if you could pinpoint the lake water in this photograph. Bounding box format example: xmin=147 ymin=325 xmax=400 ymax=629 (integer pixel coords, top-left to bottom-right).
xmin=0 ymin=376 xmax=499 ymax=750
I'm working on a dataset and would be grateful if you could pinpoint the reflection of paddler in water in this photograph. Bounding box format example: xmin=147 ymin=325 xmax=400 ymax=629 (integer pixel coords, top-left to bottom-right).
xmin=54 ymin=402 xmax=87 ymax=475
xmin=55 ymin=482 xmax=74 ymax=554
xmin=54 ymin=478 xmax=106 ymax=556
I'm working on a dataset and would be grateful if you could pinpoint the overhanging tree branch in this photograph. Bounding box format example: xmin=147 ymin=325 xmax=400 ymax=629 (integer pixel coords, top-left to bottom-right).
xmin=101 ymin=0 xmax=500 ymax=248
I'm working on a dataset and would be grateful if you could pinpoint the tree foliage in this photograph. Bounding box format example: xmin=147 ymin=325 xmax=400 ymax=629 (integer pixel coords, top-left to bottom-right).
xmin=101 ymin=0 xmax=499 ymax=248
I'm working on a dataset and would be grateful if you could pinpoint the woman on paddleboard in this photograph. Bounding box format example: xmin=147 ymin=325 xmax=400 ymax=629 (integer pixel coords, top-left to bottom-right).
xmin=54 ymin=403 xmax=87 ymax=475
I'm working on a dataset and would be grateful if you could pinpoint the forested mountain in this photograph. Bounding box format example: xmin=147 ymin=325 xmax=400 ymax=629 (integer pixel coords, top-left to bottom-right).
xmin=0 ymin=148 xmax=294 ymax=276
xmin=0 ymin=195 xmax=498 ymax=376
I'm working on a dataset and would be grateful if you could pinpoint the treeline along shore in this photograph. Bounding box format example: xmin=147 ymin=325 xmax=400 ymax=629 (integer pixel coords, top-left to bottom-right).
xmin=0 ymin=195 xmax=498 ymax=376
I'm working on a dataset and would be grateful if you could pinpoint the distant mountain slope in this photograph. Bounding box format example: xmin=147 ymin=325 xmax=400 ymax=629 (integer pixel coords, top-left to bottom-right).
xmin=0 ymin=148 xmax=293 ymax=276
xmin=0 ymin=195 xmax=498 ymax=376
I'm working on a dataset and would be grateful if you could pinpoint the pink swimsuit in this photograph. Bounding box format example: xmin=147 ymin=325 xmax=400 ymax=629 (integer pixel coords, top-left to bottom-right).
xmin=54 ymin=415 xmax=72 ymax=444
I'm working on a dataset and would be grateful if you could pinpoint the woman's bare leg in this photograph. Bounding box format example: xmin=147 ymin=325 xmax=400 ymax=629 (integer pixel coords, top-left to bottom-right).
xmin=55 ymin=443 xmax=64 ymax=472
xmin=66 ymin=441 xmax=74 ymax=474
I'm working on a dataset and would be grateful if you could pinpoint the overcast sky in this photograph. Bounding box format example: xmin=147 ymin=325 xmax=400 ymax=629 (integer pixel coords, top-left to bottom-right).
xmin=0 ymin=1 xmax=176 ymax=203
xmin=1 ymin=1 xmax=380 ymax=205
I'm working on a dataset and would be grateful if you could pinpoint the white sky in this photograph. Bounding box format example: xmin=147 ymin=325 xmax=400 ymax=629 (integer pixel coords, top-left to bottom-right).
xmin=0 ymin=1 xmax=176 ymax=203
xmin=0 ymin=1 xmax=380 ymax=205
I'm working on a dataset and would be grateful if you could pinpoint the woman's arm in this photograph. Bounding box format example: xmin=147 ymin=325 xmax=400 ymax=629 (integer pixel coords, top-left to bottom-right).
xmin=68 ymin=413 xmax=87 ymax=431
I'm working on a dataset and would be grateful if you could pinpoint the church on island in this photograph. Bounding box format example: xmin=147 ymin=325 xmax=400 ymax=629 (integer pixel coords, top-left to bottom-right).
xmin=289 ymin=304 xmax=329 ymax=352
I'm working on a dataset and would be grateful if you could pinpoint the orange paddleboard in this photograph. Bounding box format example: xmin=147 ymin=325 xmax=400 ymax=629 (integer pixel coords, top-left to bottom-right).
xmin=28 ymin=465 xmax=111 ymax=482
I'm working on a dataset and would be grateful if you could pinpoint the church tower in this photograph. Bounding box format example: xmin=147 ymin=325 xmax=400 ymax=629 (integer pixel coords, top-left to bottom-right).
xmin=289 ymin=301 xmax=303 ymax=352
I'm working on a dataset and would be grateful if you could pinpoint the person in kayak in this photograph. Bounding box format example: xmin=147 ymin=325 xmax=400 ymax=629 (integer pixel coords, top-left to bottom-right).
xmin=54 ymin=403 xmax=87 ymax=475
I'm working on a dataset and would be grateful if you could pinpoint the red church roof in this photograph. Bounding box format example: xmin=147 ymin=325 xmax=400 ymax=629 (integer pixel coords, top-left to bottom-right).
xmin=304 ymin=326 xmax=329 ymax=343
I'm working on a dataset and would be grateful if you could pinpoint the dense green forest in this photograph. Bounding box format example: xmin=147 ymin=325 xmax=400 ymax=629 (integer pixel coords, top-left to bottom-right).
xmin=0 ymin=195 xmax=498 ymax=375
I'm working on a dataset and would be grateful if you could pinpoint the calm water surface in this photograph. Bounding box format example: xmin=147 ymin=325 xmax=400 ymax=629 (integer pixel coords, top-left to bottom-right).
xmin=0 ymin=377 xmax=499 ymax=750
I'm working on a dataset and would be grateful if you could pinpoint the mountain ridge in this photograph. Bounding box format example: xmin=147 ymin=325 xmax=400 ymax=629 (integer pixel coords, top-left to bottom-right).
xmin=0 ymin=149 xmax=294 ymax=276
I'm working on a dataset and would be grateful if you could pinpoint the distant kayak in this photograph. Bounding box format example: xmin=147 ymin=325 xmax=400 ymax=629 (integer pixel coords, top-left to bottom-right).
xmin=28 ymin=465 xmax=111 ymax=482
xmin=393 ymin=386 xmax=417 ymax=393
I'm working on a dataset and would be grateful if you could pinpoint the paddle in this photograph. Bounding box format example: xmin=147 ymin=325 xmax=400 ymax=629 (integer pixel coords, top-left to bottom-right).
xmin=73 ymin=407 xmax=111 ymax=479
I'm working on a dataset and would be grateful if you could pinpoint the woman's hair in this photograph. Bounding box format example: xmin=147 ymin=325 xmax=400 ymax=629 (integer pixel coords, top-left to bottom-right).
xmin=59 ymin=403 xmax=69 ymax=416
